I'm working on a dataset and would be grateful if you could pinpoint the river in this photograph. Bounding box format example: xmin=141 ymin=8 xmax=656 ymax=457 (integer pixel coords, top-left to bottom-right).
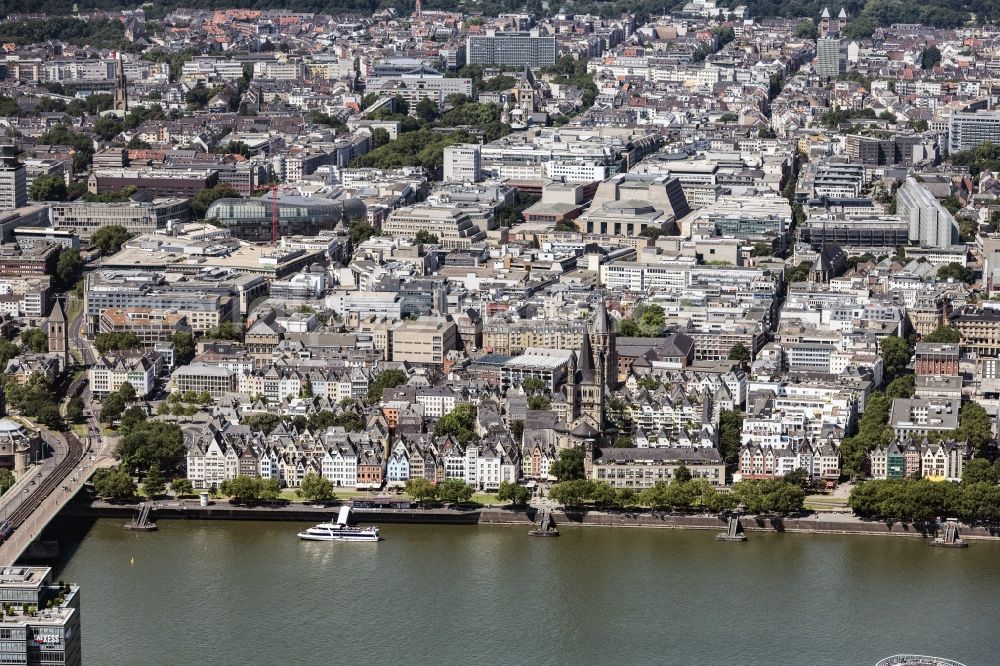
xmin=52 ymin=518 xmax=1000 ymax=665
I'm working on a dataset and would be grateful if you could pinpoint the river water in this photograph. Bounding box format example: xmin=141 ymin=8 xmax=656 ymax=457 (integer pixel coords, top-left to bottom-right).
xmin=53 ymin=519 xmax=999 ymax=665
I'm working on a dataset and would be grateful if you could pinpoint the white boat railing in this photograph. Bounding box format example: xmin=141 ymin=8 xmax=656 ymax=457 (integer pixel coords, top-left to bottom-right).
xmin=875 ymin=655 xmax=967 ymax=666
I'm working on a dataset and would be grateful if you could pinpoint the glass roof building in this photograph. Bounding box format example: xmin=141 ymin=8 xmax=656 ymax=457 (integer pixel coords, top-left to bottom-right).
xmin=206 ymin=195 xmax=366 ymax=242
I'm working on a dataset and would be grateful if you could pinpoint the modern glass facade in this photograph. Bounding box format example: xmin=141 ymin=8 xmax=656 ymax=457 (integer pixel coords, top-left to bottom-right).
xmin=206 ymin=196 xmax=366 ymax=242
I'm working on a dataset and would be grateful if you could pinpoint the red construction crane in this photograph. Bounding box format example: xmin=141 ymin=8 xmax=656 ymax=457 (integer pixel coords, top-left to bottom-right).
xmin=270 ymin=185 xmax=279 ymax=243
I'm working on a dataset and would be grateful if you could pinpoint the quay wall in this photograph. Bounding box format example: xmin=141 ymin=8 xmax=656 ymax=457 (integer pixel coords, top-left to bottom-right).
xmin=63 ymin=501 xmax=1000 ymax=540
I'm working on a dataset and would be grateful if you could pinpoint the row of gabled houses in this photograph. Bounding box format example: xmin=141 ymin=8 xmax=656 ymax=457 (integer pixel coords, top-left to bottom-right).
xmin=737 ymin=438 xmax=842 ymax=482
xmin=867 ymin=437 xmax=967 ymax=482
xmin=184 ymin=418 xmax=537 ymax=492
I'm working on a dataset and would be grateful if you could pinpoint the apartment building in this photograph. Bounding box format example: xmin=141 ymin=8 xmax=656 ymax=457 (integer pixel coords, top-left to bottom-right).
xmin=948 ymin=109 xmax=1000 ymax=152
xmin=89 ymin=352 xmax=160 ymax=398
xmin=466 ymin=30 xmax=557 ymax=67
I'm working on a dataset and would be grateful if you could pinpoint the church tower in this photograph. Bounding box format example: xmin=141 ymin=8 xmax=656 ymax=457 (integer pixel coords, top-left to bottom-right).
xmin=48 ymin=298 xmax=68 ymax=369
xmin=589 ymin=296 xmax=616 ymax=390
xmin=114 ymin=55 xmax=129 ymax=114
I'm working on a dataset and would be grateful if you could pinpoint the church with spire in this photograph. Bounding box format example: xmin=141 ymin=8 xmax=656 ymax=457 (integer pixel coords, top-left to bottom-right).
xmin=113 ymin=55 xmax=128 ymax=115
xmin=561 ymin=297 xmax=617 ymax=445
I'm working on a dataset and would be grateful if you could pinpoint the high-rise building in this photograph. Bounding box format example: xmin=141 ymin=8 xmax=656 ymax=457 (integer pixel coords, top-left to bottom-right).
xmin=815 ymin=37 xmax=842 ymax=78
xmin=442 ymin=144 xmax=482 ymax=183
xmin=948 ymin=109 xmax=1000 ymax=153
xmin=896 ymin=177 xmax=959 ymax=250
xmin=466 ymin=30 xmax=557 ymax=67
xmin=0 ymin=567 xmax=82 ymax=666
xmin=0 ymin=145 xmax=27 ymax=210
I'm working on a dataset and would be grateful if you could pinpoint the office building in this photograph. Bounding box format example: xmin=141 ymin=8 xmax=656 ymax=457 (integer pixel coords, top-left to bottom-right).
xmin=88 ymin=168 xmax=218 ymax=197
xmin=466 ymin=30 xmax=557 ymax=67
xmin=443 ymin=144 xmax=482 ymax=183
xmin=914 ymin=343 xmax=960 ymax=376
xmin=896 ymin=177 xmax=959 ymax=249
xmin=50 ymin=199 xmax=190 ymax=237
xmin=815 ymin=38 xmax=842 ymax=78
xmin=390 ymin=316 xmax=458 ymax=366
xmin=83 ymin=270 xmax=252 ymax=336
xmin=382 ymin=206 xmax=487 ymax=248
xmin=799 ymin=216 xmax=909 ymax=250
xmin=0 ymin=146 xmax=27 ymax=211
xmin=948 ymin=109 xmax=1000 ymax=153
xmin=0 ymin=567 xmax=81 ymax=666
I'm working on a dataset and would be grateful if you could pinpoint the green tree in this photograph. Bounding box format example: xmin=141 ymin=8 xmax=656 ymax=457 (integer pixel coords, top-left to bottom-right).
xmin=613 ymin=487 xmax=639 ymax=510
xmin=437 ymin=478 xmax=474 ymax=504
xmin=0 ymin=469 xmax=13 ymax=495
xmin=65 ymin=397 xmax=85 ymax=424
xmin=256 ymin=478 xmax=280 ymax=502
xmin=170 ymin=478 xmax=194 ymax=497
xmin=55 ymin=248 xmax=83 ymax=290
xmin=331 ymin=411 xmax=363 ymax=432
xmin=170 ymin=332 xmax=196 ymax=365
xmin=20 ymin=329 xmax=48 ymax=353
xmin=93 ymin=116 xmax=123 ymax=141
xmin=114 ymin=421 xmax=185 ymax=475
xmin=783 ymin=468 xmax=810 ymax=489
xmin=118 ymin=406 xmax=146 ymax=435
xmin=142 ymin=464 xmax=166 ymax=498
xmin=639 ymin=480 xmax=672 ymax=511
xmin=549 ymin=479 xmax=594 ymax=508
xmin=414 ymin=230 xmax=438 ymax=244
xmin=93 ymin=332 xmax=141 ymax=354
xmin=100 ymin=393 xmax=126 ymax=424
xmin=91 ymin=225 xmax=133 ymax=254
xmin=923 ymin=325 xmax=961 ymax=344
xmin=218 ymin=476 xmax=260 ymax=503
xmin=936 ymin=262 xmax=974 ymax=284
xmin=405 ymin=476 xmax=438 ymax=504
xmin=527 ymin=395 xmax=551 ymax=410
xmin=962 ymin=458 xmax=999 ymax=485
xmin=92 ymin=468 xmax=136 ymax=500
xmin=550 ymin=447 xmax=586 ymax=482
xmin=885 ymin=374 xmax=915 ymax=399
xmin=348 ymin=221 xmax=377 ymax=246
xmin=727 ymin=343 xmax=751 ymax=363
xmin=794 ymin=19 xmax=818 ymax=39
xmin=588 ymin=480 xmax=617 ymax=509
xmin=415 ymin=97 xmax=439 ymax=123
xmin=921 ymin=45 xmax=942 ymax=70
xmin=957 ymin=401 xmax=993 ymax=458
xmin=242 ymin=413 xmax=283 ymax=435
xmin=191 ymin=185 xmax=238 ymax=219
xmin=370 ymin=128 xmax=390 ymax=149
xmin=433 ymin=404 xmax=478 ymax=445
xmin=880 ymin=336 xmax=912 ymax=378
xmin=298 ymin=472 xmax=336 ymax=503
xmin=718 ymin=410 xmax=743 ymax=465
xmin=116 ymin=381 xmax=137 ymax=404
xmin=496 ymin=480 xmax=531 ymax=507
xmin=638 ymin=304 xmax=665 ymax=335
xmin=674 ymin=464 xmax=693 ymax=483
xmin=28 ymin=174 xmax=67 ymax=202
xmin=203 ymin=322 xmax=244 ymax=342
xmin=553 ymin=220 xmax=579 ymax=233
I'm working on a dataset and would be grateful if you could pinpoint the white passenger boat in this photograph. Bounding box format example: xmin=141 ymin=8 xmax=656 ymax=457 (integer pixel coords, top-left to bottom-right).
xmin=297 ymin=506 xmax=381 ymax=542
